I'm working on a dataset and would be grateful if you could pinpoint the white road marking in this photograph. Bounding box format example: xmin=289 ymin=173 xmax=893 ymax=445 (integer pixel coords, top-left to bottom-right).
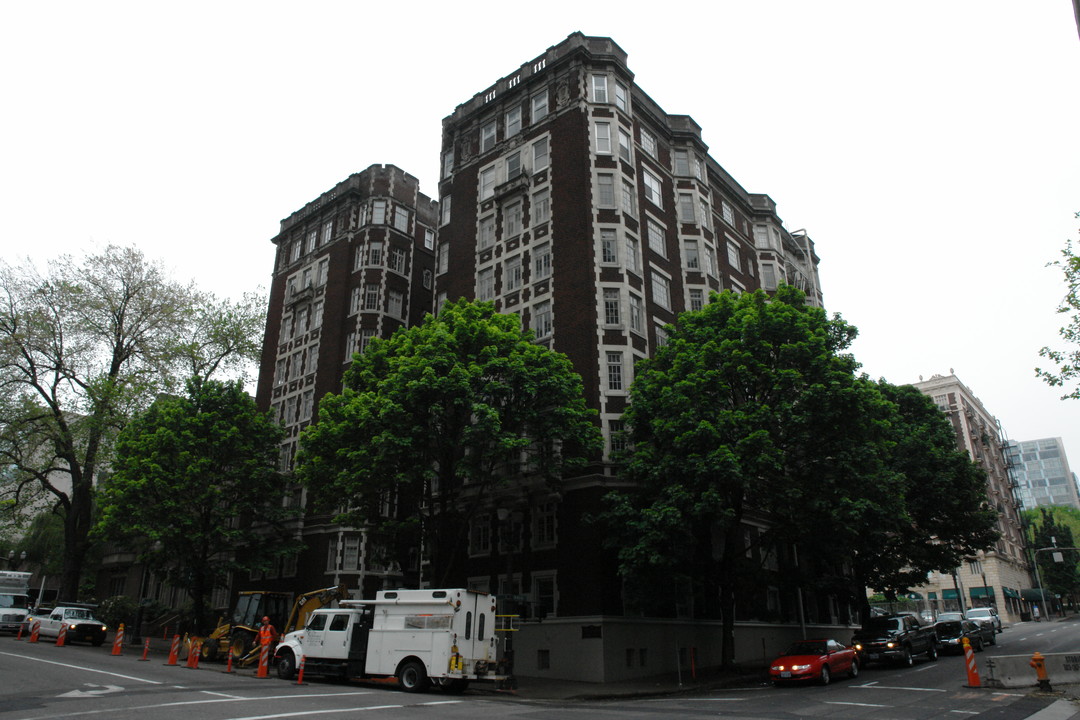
xmin=58 ymin=684 xmax=124 ymax=698
xmin=949 ymin=712 xmax=980 ymax=715
xmin=855 ymin=684 xmax=947 ymax=692
xmin=19 ymin=691 xmax=376 ymax=720
xmin=0 ymin=651 xmax=161 ymax=685
xmin=202 ymin=691 xmax=246 ymax=699
xmin=826 ymin=701 xmax=890 ymax=708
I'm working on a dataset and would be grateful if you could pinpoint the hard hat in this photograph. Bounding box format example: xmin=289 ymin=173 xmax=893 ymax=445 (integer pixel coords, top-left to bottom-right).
xmin=262 ymin=616 xmax=270 ymax=623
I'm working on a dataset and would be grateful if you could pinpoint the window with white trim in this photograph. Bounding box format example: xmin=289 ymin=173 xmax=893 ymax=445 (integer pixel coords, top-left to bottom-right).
xmin=609 ymin=419 xmax=628 ymax=454
xmin=372 ymin=200 xmax=387 ymax=224
xmin=322 ymin=220 xmax=333 ymax=245
xmin=643 ymin=171 xmax=662 ymax=207
xmin=312 ymin=300 xmax=324 ymax=329
xmin=424 ymin=229 xmax=435 ymax=250
xmin=595 ymin=122 xmax=612 ymax=154
xmin=532 ymin=92 xmax=548 ymax=122
xmin=591 ymin=74 xmax=608 ymax=103
xmin=440 ymin=196 xmax=451 ymax=226
xmin=306 ymin=229 xmax=317 ymax=253
xmin=532 ymin=189 xmax=550 ymax=225
xmin=606 ymin=352 xmax=625 ymax=391
xmin=480 ymin=167 xmax=496 ymax=200
xmin=762 ymin=263 xmax=778 ymax=290
xmin=601 ymin=228 xmax=617 ymax=264
xmin=534 ymin=503 xmax=557 ymax=547
xmin=479 ymin=215 xmax=495 ymax=250
xmin=603 ymin=288 xmax=621 ymax=326
xmin=471 ymin=514 xmax=492 ymax=555
xmin=689 ymin=288 xmax=704 ymax=311
xmin=359 ymin=329 xmax=376 ymax=353
xmin=722 ymin=200 xmax=735 ymax=226
xmin=704 ymin=245 xmax=717 ymax=277
xmin=533 ymin=300 xmax=552 ymax=337
xmin=625 ymin=233 xmax=640 ymax=273
xmin=300 ymin=390 xmax=314 ymax=421
xmin=674 ymin=150 xmax=691 ymax=176
xmin=343 ymin=331 xmax=355 ymax=362
xmin=393 ymin=207 xmax=409 ymax=232
xmin=368 ymin=241 xmax=382 ymax=266
xmin=532 ymin=137 xmax=549 ymax=170
xmin=349 ymin=287 xmax=362 ymax=315
xmin=618 ymin=129 xmax=632 ymax=162
xmin=504 ymin=201 xmax=522 ymax=237
xmin=478 ymin=267 xmax=495 ymax=301
xmin=641 ymin=129 xmax=657 ymax=157
xmin=505 ymin=255 xmax=522 ymax=291
xmin=481 ymin=121 xmax=496 ymax=153
xmin=629 ymin=293 xmax=643 ymax=333
xmin=442 ymin=150 xmax=454 ymax=179
xmin=506 ymin=106 xmax=522 ymax=137
xmin=598 ymin=173 xmax=615 ymax=207
xmin=678 ymin=193 xmax=695 ymax=223
xmin=423 ymin=269 xmax=433 ymax=289
xmin=388 ymin=289 xmax=404 ymax=318
xmin=647 ymin=221 xmax=666 ymax=256
xmin=506 ymin=151 xmax=521 ymax=180
xmin=684 ymin=240 xmax=699 ymax=269
xmin=318 ymin=258 xmax=328 ymax=285
xmin=364 ymin=283 xmax=379 ymax=310
xmin=614 ymin=81 xmax=628 ymax=113
xmin=727 ymin=242 xmax=740 ymax=268
xmin=437 ymin=243 xmax=449 ymax=274
xmin=700 ymin=198 xmax=711 ymax=229
xmin=651 ymin=273 xmax=671 ymax=310
xmin=621 ymin=180 xmax=636 ymax=215
xmin=533 ymin=242 xmax=551 ymax=279
xmin=290 ymin=240 xmax=300 ymax=262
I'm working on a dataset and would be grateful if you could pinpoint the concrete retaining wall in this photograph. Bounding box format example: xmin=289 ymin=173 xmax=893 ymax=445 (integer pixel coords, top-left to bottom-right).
xmin=982 ymin=652 xmax=1080 ymax=688
xmin=511 ymin=616 xmax=857 ymax=683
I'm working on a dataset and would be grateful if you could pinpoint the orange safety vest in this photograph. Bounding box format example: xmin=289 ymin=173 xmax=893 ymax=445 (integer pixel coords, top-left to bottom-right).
xmin=259 ymin=624 xmax=276 ymax=645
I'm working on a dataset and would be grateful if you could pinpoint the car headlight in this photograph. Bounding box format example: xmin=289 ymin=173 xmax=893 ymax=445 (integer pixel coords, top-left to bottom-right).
xmin=101 ymin=625 xmax=107 ymax=631
xmin=69 ymin=623 xmax=78 ymax=630
xmin=792 ymin=664 xmax=812 ymax=671
xmin=854 ymin=643 xmax=863 ymax=650
xmin=771 ymin=664 xmax=784 ymax=671
xmin=886 ymin=641 xmax=897 ymax=649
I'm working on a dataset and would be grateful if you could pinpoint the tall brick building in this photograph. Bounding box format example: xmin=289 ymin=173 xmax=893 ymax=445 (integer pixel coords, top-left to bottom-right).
xmin=253 ymin=164 xmax=437 ymax=598
xmin=247 ymin=34 xmax=829 ymax=682
xmin=430 ymin=33 xmax=827 ymax=679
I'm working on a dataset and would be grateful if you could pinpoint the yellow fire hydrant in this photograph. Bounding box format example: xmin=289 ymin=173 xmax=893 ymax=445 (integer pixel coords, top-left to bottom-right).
xmin=1030 ymin=652 xmax=1053 ymax=691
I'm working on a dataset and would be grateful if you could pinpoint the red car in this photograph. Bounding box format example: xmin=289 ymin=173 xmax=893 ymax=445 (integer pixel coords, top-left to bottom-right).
xmin=769 ymin=638 xmax=860 ymax=685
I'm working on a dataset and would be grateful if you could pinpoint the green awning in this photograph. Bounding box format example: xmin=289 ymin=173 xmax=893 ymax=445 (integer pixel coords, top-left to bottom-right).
xmin=928 ymin=592 xmax=938 ymax=600
xmin=1003 ymin=587 xmax=1020 ymax=599
xmin=970 ymin=587 xmax=996 ymax=599
xmin=943 ymin=589 xmax=958 ymax=599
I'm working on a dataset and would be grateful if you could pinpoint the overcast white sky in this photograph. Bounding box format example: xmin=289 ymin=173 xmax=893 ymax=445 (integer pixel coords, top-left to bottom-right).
xmin=3 ymin=1 xmax=1079 ymax=464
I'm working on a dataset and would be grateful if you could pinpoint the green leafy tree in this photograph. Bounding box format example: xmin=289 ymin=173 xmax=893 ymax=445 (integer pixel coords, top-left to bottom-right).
xmin=1038 ymin=211 xmax=1080 ymax=398
xmin=0 ymin=246 xmax=265 ymax=600
xmin=297 ymin=299 xmax=602 ymax=587
xmin=800 ymin=381 xmax=1000 ymax=616
xmin=1026 ymin=507 xmax=1080 ymax=606
xmin=604 ymin=287 xmax=1000 ymax=666
xmin=605 ymin=287 xmax=864 ymax=666
xmin=95 ymin=377 xmax=291 ymax=630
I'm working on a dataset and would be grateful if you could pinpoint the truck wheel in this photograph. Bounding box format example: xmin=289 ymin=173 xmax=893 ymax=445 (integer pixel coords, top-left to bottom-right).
xmin=927 ymin=643 xmax=938 ymax=661
xmin=277 ymin=650 xmax=296 ymax=680
xmin=397 ymin=660 xmax=429 ymax=693
xmin=201 ymin=641 xmax=219 ymax=661
xmin=900 ymin=647 xmax=914 ymax=667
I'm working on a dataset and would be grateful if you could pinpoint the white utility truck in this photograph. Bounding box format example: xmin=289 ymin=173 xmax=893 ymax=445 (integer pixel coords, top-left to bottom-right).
xmin=274 ymin=588 xmax=506 ymax=692
xmin=0 ymin=571 xmax=32 ymax=634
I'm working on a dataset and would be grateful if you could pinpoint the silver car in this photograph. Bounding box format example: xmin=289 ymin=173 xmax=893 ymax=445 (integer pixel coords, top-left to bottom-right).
xmin=965 ymin=607 xmax=1002 ymax=633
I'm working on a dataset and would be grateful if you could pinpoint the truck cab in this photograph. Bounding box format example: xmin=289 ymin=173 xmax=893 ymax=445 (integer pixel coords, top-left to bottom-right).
xmin=276 ymin=588 xmax=505 ymax=692
xmin=0 ymin=571 xmax=32 ymax=634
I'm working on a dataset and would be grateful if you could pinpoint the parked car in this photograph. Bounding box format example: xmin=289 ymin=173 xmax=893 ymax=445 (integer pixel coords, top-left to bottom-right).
xmin=935 ymin=619 xmax=995 ymax=653
xmin=852 ymin=614 xmax=939 ymax=666
xmin=935 ymin=612 xmax=965 ymax=623
xmin=769 ymin=638 xmax=859 ymax=686
xmin=26 ymin=605 xmax=108 ymax=646
xmin=965 ymin=607 xmax=1002 ymax=633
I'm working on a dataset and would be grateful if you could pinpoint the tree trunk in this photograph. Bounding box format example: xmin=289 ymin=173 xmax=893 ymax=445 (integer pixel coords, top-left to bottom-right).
xmin=717 ymin=519 xmax=741 ymax=669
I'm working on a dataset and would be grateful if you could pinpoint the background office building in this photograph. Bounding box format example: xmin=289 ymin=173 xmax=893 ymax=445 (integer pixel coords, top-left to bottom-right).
xmin=1006 ymin=437 xmax=1080 ymax=511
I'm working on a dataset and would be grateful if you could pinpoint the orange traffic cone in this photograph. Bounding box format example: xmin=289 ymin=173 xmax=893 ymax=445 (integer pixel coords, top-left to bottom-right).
xmin=111 ymin=624 xmax=125 ymax=656
xmin=15 ymin=621 xmax=24 ymax=641
xmin=29 ymin=621 xmax=40 ymax=643
xmin=139 ymin=638 xmax=151 ymax=661
xmin=56 ymin=624 xmax=67 ymax=647
xmin=256 ymin=643 xmax=270 ymax=678
xmin=165 ymin=634 xmax=180 ymax=666
xmin=295 ymin=655 xmax=306 ymax=685
xmin=962 ymin=637 xmax=981 ymax=687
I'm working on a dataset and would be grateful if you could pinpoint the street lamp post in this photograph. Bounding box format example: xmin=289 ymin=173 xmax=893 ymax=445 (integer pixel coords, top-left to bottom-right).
xmin=1031 ymin=545 xmax=1080 ymax=621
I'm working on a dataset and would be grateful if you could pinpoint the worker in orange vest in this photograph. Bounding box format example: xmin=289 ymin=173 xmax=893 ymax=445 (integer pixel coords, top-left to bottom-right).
xmin=258 ymin=616 xmax=277 ymax=647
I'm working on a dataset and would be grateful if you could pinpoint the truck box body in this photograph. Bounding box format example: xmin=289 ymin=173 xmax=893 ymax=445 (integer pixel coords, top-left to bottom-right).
xmin=0 ymin=571 xmax=32 ymax=634
xmin=276 ymin=588 xmax=505 ymax=690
